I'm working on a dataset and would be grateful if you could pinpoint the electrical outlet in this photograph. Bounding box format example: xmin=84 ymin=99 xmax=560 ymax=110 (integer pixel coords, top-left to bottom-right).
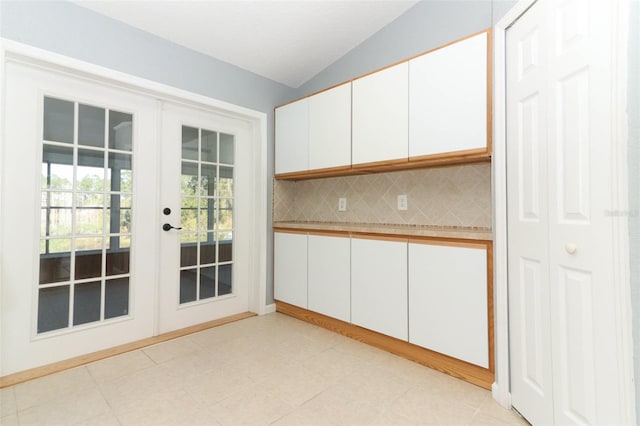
xmin=338 ymin=197 xmax=347 ymax=212
xmin=397 ymin=194 xmax=408 ymax=211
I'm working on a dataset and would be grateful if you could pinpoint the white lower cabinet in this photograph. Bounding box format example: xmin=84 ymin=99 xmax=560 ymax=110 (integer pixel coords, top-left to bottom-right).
xmin=307 ymin=234 xmax=351 ymax=322
xmin=275 ymin=230 xmax=491 ymax=374
xmin=408 ymin=241 xmax=488 ymax=368
xmin=274 ymin=232 xmax=308 ymax=308
xmin=351 ymin=237 xmax=408 ymax=340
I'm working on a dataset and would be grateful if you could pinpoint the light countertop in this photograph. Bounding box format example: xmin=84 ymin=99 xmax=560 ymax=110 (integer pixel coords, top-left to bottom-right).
xmin=273 ymin=221 xmax=493 ymax=241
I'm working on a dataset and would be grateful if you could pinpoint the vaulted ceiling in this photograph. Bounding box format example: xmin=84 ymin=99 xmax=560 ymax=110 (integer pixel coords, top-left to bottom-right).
xmin=73 ymin=0 xmax=419 ymax=88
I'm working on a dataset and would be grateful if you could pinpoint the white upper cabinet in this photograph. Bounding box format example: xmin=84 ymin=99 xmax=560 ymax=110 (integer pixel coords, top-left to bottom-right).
xmin=409 ymin=32 xmax=488 ymax=158
xmin=308 ymin=83 xmax=352 ymax=171
xmin=408 ymin=241 xmax=488 ymax=368
xmin=352 ymin=62 xmax=409 ymax=166
xmin=351 ymin=237 xmax=408 ymax=340
xmin=274 ymin=232 xmax=308 ymax=308
xmin=307 ymin=234 xmax=351 ymax=322
xmin=275 ymin=98 xmax=309 ymax=174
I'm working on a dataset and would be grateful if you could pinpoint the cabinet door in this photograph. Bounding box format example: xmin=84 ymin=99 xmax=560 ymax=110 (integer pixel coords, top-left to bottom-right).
xmin=408 ymin=242 xmax=488 ymax=368
xmin=308 ymin=234 xmax=350 ymax=322
xmin=275 ymin=98 xmax=309 ymax=174
xmin=352 ymin=62 xmax=409 ymax=166
xmin=351 ymin=238 xmax=407 ymax=340
xmin=308 ymin=83 xmax=351 ymax=171
xmin=274 ymin=232 xmax=307 ymax=308
xmin=409 ymin=32 xmax=488 ymax=158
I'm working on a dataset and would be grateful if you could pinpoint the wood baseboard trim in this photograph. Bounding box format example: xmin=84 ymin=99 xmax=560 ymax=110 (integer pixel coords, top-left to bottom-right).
xmin=0 ymin=311 xmax=256 ymax=389
xmin=276 ymin=301 xmax=494 ymax=390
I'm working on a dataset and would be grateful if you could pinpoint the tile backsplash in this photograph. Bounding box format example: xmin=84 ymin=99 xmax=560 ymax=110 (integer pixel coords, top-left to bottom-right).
xmin=273 ymin=163 xmax=492 ymax=229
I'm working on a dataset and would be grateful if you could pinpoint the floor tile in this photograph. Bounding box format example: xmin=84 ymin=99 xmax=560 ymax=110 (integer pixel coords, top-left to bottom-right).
xmin=86 ymin=350 xmax=155 ymax=384
xmin=13 ymin=367 xmax=97 ymax=411
xmin=17 ymin=387 xmax=111 ymax=426
xmin=74 ymin=410 xmax=122 ymax=426
xmin=142 ymin=336 xmax=201 ymax=364
xmin=331 ymin=362 xmax=413 ymax=407
xmin=0 ymin=413 xmax=19 ymax=426
xmin=388 ymin=381 xmax=479 ymax=424
xmin=112 ymin=388 xmax=212 ymax=426
xmin=272 ymin=387 xmax=381 ymax=426
xmin=474 ymin=397 xmax=530 ymax=425
xmin=260 ymin=361 xmax=333 ymax=406
xmin=209 ymin=382 xmax=295 ymax=425
xmin=182 ymin=365 xmax=256 ymax=407
xmin=0 ymin=386 xmax=17 ymax=418
xmin=301 ymin=347 xmax=372 ymax=382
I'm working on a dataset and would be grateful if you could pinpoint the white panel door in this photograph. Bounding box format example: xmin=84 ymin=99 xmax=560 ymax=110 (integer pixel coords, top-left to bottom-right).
xmin=408 ymin=242 xmax=488 ymax=368
xmin=351 ymin=237 xmax=407 ymax=340
xmin=275 ymin=98 xmax=309 ymax=174
xmin=308 ymin=234 xmax=350 ymax=322
xmin=308 ymin=83 xmax=352 ymax=171
xmin=546 ymin=0 xmax=622 ymax=423
xmin=508 ymin=0 xmax=625 ymax=424
xmin=274 ymin=232 xmax=308 ymax=308
xmin=352 ymin=62 xmax=409 ymax=165
xmin=409 ymin=31 xmax=488 ymax=158
xmin=506 ymin=1 xmax=554 ymax=423
xmin=1 ymin=61 xmax=157 ymax=375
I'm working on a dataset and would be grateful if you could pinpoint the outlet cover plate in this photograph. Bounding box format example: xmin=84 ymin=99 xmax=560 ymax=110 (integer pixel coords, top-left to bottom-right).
xmin=397 ymin=194 xmax=408 ymax=211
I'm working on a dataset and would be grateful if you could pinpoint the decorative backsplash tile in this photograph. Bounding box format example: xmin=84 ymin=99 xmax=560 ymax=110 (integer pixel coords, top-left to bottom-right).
xmin=273 ymin=163 xmax=492 ymax=229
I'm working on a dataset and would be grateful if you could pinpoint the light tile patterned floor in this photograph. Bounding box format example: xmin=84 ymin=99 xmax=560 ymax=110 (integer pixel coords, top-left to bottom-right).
xmin=0 ymin=313 xmax=529 ymax=425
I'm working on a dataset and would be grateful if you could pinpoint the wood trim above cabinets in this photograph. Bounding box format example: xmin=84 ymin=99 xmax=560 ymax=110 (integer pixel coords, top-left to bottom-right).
xmin=274 ymin=152 xmax=491 ymax=181
xmin=274 ymin=164 xmax=353 ymax=181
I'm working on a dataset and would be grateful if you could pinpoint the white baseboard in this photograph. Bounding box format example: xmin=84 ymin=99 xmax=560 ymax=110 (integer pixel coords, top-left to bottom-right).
xmin=492 ymin=382 xmax=511 ymax=409
xmin=263 ymin=303 xmax=276 ymax=314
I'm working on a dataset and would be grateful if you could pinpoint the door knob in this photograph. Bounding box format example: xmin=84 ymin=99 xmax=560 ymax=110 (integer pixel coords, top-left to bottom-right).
xmin=163 ymin=223 xmax=182 ymax=232
xmin=565 ymin=243 xmax=577 ymax=255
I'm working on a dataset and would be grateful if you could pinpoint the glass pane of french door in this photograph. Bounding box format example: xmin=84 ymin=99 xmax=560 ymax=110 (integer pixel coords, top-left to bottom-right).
xmin=39 ymin=96 xmax=133 ymax=333
xmin=179 ymin=126 xmax=234 ymax=304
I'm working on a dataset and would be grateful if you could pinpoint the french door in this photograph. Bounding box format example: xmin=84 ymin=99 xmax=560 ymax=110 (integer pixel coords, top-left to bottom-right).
xmin=1 ymin=59 xmax=250 ymax=376
xmin=157 ymin=103 xmax=252 ymax=333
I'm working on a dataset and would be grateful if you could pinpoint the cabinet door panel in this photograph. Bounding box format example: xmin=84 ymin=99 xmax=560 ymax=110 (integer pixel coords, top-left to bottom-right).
xmin=308 ymin=235 xmax=350 ymax=322
xmin=275 ymin=99 xmax=309 ymax=174
xmin=352 ymin=62 xmax=409 ymax=165
xmin=409 ymin=32 xmax=487 ymax=157
xmin=274 ymin=232 xmax=307 ymax=308
xmin=408 ymin=242 xmax=488 ymax=367
xmin=351 ymin=238 xmax=407 ymax=340
xmin=309 ymin=83 xmax=351 ymax=170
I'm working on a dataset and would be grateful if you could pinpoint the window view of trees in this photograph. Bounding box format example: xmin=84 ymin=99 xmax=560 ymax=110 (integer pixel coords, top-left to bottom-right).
xmin=41 ymin=164 xmax=132 ymax=253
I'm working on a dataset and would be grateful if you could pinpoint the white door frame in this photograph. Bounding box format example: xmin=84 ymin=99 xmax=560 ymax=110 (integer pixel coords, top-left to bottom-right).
xmin=0 ymin=39 xmax=270 ymax=359
xmin=492 ymin=0 xmax=635 ymax=421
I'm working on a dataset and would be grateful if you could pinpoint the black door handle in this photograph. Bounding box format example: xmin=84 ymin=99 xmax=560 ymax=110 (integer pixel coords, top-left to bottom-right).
xmin=163 ymin=223 xmax=182 ymax=231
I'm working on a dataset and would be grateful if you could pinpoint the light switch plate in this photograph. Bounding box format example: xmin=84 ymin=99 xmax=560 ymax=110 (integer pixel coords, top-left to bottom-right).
xmin=397 ymin=194 xmax=408 ymax=211
xmin=338 ymin=197 xmax=347 ymax=212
